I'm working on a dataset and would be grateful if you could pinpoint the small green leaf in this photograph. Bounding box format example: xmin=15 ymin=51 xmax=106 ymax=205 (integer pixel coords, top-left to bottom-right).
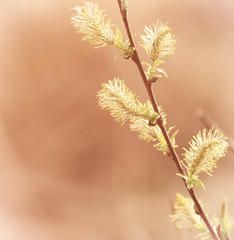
xmin=142 ymin=61 xmax=151 ymax=67
xmin=176 ymin=173 xmax=188 ymax=181
xmin=171 ymin=129 xmax=179 ymax=139
xmin=156 ymin=67 xmax=168 ymax=77
xmin=185 ymin=174 xmax=205 ymax=190
xmin=149 ymin=114 xmax=159 ymax=125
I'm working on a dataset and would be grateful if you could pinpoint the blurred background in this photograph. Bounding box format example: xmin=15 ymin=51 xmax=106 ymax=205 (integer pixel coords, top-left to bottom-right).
xmin=0 ymin=0 xmax=234 ymax=239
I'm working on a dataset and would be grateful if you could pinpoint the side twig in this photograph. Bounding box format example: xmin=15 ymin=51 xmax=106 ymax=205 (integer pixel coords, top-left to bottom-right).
xmin=116 ymin=1 xmax=220 ymax=240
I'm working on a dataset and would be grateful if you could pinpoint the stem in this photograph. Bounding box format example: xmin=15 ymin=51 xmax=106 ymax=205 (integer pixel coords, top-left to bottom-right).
xmin=117 ymin=1 xmax=220 ymax=240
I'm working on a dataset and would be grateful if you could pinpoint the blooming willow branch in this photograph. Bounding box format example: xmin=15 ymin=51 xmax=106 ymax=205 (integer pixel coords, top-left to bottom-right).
xmin=97 ymin=78 xmax=178 ymax=155
xmin=140 ymin=21 xmax=176 ymax=79
xmin=71 ymin=1 xmax=232 ymax=239
xmin=171 ymin=195 xmax=233 ymax=240
xmin=115 ymin=1 xmax=227 ymax=239
xmin=97 ymin=78 xmax=158 ymax=123
xmin=170 ymin=194 xmax=207 ymax=230
xmin=71 ymin=2 xmax=134 ymax=58
xmin=130 ymin=120 xmax=178 ymax=154
xmin=179 ymin=128 xmax=229 ymax=189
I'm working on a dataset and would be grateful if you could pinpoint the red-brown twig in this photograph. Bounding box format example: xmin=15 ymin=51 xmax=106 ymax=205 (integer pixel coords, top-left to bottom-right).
xmin=117 ymin=1 xmax=220 ymax=239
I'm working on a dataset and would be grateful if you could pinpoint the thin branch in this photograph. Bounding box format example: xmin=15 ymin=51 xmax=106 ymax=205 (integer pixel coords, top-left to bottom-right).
xmin=196 ymin=108 xmax=234 ymax=152
xmin=116 ymin=1 xmax=220 ymax=240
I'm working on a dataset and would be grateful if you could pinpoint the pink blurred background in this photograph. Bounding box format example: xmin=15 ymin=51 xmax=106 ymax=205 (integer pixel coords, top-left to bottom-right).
xmin=0 ymin=0 xmax=234 ymax=239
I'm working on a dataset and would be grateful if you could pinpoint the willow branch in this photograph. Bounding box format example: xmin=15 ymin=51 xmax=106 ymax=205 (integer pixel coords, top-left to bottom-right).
xmin=117 ymin=1 xmax=220 ymax=240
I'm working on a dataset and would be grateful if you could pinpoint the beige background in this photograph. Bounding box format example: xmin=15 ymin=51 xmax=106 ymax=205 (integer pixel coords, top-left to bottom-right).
xmin=0 ymin=0 xmax=234 ymax=239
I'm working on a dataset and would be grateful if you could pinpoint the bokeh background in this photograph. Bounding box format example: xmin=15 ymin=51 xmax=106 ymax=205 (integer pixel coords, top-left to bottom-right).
xmin=0 ymin=0 xmax=234 ymax=239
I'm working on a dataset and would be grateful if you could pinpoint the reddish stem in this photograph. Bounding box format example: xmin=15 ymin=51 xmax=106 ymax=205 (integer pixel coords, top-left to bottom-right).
xmin=116 ymin=1 xmax=220 ymax=240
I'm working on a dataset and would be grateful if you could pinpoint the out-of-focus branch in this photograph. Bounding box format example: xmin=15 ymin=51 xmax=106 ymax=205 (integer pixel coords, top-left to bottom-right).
xmin=196 ymin=108 xmax=234 ymax=152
